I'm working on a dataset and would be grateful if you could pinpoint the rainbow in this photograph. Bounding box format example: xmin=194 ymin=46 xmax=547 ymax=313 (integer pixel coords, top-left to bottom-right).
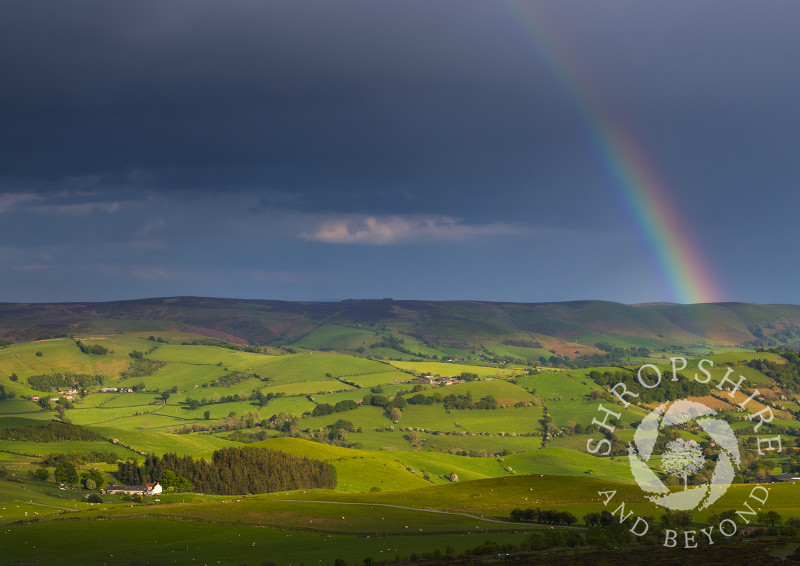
xmin=501 ymin=1 xmax=721 ymax=304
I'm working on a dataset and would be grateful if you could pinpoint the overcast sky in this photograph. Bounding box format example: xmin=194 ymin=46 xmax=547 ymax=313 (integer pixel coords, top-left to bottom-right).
xmin=2 ymin=1 xmax=799 ymax=304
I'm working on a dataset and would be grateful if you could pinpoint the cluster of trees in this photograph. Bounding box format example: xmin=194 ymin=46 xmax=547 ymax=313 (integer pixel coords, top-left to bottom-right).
xmin=253 ymin=390 xmax=286 ymax=407
xmin=311 ymin=399 xmax=358 ymax=417
xmin=75 ymin=340 xmax=109 ymax=355
xmin=589 ymin=370 xmax=711 ymax=402
xmin=0 ymin=385 xmax=15 ymax=401
xmin=595 ymin=343 xmax=651 ymax=361
xmin=748 ymin=325 xmax=800 ymax=348
xmin=41 ymin=450 xmax=119 ymax=466
xmin=177 ymin=337 xmax=262 ymax=354
xmin=510 ymin=507 xmax=578 ymax=525
xmin=184 ymin=389 xmax=284 ymax=411
xmin=211 ymin=370 xmax=265 ymax=388
xmin=120 ymin=351 xmax=166 ymax=378
xmin=27 ymin=372 xmax=104 ymax=392
xmin=0 ymin=421 xmax=107 ymax=442
xmin=116 ymin=447 xmax=336 ymax=495
xmin=364 ymin=333 xmax=430 ymax=358
xmin=406 ymin=391 xmax=498 ymax=410
xmin=749 ymin=349 xmax=800 ymax=392
xmin=38 ymin=462 xmax=104 ymax=489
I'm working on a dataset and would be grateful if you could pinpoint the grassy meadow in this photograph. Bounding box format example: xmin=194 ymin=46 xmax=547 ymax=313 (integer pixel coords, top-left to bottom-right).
xmin=2 ymin=330 xmax=800 ymax=564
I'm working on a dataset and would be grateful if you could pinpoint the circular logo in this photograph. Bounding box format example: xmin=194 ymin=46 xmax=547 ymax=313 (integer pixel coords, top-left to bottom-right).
xmin=628 ymin=399 xmax=741 ymax=511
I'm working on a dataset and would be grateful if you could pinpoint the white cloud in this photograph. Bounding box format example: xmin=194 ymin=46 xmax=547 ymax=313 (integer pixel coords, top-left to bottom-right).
xmin=301 ymin=214 xmax=530 ymax=245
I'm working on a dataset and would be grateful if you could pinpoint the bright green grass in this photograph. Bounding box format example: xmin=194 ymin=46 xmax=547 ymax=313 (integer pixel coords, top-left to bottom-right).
xmin=76 ymin=412 xmax=189 ymax=431
xmin=90 ymin=427 xmax=236 ymax=456
xmin=260 ymin=396 xmax=316 ymax=417
xmin=301 ymin=405 xmax=395 ymax=431
xmin=515 ymin=371 xmax=651 ymax=429
xmin=250 ymin=438 xmax=431 ymax=492
xmin=264 ymin=379 xmax=355 ymax=396
xmin=267 ymin=354 xmax=395 ymax=381
xmin=516 ymin=371 xmax=600 ymax=399
xmin=0 ymin=338 xmax=128 ymax=383
xmin=0 ymin=399 xmax=44 ymax=415
xmin=308 ymin=389 xmax=371 ymax=405
xmin=391 ymin=451 xmax=519 ymax=483
xmin=158 ymin=399 xmax=261 ymax=421
xmin=402 ymin=405 xmax=543 ymax=434
xmin=406 ymin=379 xmax=538 ymax=406
xmin=388 ymin=361 xmax=524 ymax=378
xmin=0 ymin=479 xmax=96 ymax=521
xmin=0 ymin=439 xmax=141 ymax=459
xmin=145 ymin=344 xmax=272 ymax=366
xmin=503 ymin=448 xmax=634 ymax=483
xmin=390 ymin=447 xmax=633 ymax=486
xmin=482 ymin=343 xmax=552 ymax=362
xmin=349 ymin=430 xmax=413 ymax=451
xmin=93 ymin=392 xmax=156 ymax=408
xmin=63 ymin=405 xmax=159 ymax=426
xmin=342 ymin=370 xmax=415 ymax=387
xmin=415 ymin=433 xmax=543 ymax=454
xmin=117 ymin=362 xmax=228 ymax=390
xmin=291 ymin=323 xmax=380 ymax=350
xmin=364 ymin=347 xmax=422 ymax=361
xmin=300 ymin=404 xmax=545 ymax=434
xmin=304 ymin=384 xmax=410 ymax=407
xmin=304 ymin=404 xmax=545 ymax=435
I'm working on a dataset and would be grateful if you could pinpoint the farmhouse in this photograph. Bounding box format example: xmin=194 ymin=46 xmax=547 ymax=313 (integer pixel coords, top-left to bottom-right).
xmin=770 ymin=473 xmax=800 ymax=483
xmin=104 ymin=482 xmax=162 ymax=495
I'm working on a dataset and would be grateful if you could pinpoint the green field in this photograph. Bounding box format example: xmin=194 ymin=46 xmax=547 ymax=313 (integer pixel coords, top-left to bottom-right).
xmin=1 ymin=328 xmax=799 ymax=565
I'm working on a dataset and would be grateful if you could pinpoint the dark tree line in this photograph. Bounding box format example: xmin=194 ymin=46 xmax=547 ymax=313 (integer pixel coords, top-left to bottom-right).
xmin=311 ymin=399 xmax=358 ymax=417
xmin=27 ymin=372 xmax=104 ymax=392
xmin=406 ymin=391 xmax=499 ymax=410
xmin=510 ymin=507 xmax=578 ymax=525
xmin=41 ymin=450 xmax=119 ymax=466
xmin=116 ymin=446 xmax=336 ymax=494
xmin=0 ymin=421 xmax=107 ymax=442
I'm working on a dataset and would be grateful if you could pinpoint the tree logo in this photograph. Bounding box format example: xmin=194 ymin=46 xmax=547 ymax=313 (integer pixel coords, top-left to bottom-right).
xmin=628 ymin=399 xmax=740 ymax=511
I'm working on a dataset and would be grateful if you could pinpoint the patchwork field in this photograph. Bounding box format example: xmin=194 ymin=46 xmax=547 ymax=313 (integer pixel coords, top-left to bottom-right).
xmin=2 ymin=328 xmax=800 ymax=565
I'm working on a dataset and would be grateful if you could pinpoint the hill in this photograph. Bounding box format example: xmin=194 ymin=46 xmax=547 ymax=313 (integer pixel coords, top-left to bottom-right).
xmin=3 ymin=297 xmax=800 ymax=355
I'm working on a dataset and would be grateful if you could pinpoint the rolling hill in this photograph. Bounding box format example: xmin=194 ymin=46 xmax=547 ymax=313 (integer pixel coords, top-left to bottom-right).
xmin=2 ymin=297 xmax=800 ymax=354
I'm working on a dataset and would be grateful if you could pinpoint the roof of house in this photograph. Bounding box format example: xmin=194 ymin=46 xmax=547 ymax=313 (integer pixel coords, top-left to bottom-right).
xmin=770 ymin=473 xmax=800 ymax=482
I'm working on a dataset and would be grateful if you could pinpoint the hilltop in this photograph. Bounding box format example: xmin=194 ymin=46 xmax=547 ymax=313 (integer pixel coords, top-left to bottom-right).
xmin=3 ymin=297 xmax=800 ymax=356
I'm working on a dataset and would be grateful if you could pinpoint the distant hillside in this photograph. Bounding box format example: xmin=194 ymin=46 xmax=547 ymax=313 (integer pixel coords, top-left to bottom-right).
xmin=2 ymin=297 xmax=800 ymax=352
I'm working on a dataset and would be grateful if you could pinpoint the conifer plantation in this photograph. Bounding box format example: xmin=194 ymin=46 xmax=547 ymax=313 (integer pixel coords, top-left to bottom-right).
xmin=116 ymin=446 xmax=336 ymax=494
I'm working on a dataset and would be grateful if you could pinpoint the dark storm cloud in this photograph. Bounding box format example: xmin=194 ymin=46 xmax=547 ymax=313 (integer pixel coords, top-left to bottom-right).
xmin=0 ymin=0 xmax=600 ymax=228
xmin=2 ymin=1 xmax=800 ymax=303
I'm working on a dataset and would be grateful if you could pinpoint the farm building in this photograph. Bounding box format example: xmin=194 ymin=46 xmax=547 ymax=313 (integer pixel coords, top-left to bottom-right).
xmin=104 ymin=482 xmax=162 ymax=495
xmin=770 ymin=473 xmax=800 ymax=483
